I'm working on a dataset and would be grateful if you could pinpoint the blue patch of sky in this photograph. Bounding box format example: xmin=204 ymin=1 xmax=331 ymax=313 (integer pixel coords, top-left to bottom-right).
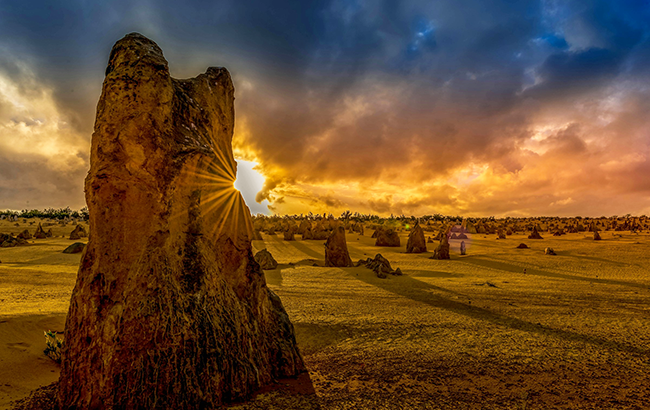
xmin=407 ymin=18 xmax=436 ymax=57
xmin=536 ymin=33 xmax=569 ymax=49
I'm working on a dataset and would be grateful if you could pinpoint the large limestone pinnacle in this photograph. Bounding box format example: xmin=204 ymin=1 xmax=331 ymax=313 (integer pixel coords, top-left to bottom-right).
xmin=58 ymin=33 xmax=304 ymax=408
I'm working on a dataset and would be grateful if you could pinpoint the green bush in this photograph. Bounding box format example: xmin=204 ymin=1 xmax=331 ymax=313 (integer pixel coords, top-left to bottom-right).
xmin=44 ymin=330 xmax=64 ymax=364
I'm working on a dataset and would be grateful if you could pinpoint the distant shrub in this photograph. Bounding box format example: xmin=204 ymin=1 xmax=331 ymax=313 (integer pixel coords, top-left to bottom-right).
xmin=0 ymin=207 xmax=89 ymax=221
xmin=44 ymin=330 xmax=64 ymax=364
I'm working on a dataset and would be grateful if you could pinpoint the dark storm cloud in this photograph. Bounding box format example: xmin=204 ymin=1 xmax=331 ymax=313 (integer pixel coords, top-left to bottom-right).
xmin=525 ymin=1 xmax=645 ymax=100
xmin=1 ymin=0 xmax=649 ymax=214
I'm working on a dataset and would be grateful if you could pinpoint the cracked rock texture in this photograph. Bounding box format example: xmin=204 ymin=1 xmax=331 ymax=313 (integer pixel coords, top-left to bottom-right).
xmin=58 ymin=33 xmax=304 ymax=409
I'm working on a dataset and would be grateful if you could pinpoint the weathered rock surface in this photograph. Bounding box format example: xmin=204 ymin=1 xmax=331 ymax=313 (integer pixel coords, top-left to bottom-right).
xmin=375 ymin=228 xmax=401 ymax=247
xmin=430 ymin=229 xmax=450 ymax=260
xmin=357 ymin=254 xmax=403 ymax=279
xmin=528 ymin=226 xmax=543 ymax=239
xmin=406 ymin=223 xmax=427 ymax=253
xmin=311 ymin=228 xmax=329 ymax=240
xmin=591 ymin=222 xmax=601 ymax=240
xmin=34 ymin=223 xmax=47 ymax=239
xmin=58 ymin=33 xmax=303 ymax=409
xmin=302 ymin=228 xmax=314 ymax=240
xmin=254 ymin=248 xmax=279 ymax=270
xmin=325 ymin=226 xmax=353 ymax=267
xmin=298 ymin=220 xmax=311 ymax=234
xmin=17 ymin=229 xmax=32 ymax=240
xmin=63 ymin=242 xmax=86 ymax=254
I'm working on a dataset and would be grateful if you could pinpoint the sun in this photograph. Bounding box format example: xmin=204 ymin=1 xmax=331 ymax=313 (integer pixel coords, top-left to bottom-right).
xmin=234 ymin=159 xmax=270 ymax=215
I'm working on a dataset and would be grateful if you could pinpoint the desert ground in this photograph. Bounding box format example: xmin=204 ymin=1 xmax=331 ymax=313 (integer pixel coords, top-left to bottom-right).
xmin=1 ymin=218 xmax=649 ymax=409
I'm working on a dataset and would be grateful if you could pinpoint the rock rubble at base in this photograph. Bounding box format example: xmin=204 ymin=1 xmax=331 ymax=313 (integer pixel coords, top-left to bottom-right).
xmin=357 ymin=254 xmax=403 ymax=279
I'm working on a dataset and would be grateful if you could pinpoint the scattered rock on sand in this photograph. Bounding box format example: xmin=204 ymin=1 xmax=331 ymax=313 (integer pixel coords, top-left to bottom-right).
xmin=325 ymin=226 xmax=353 ymax=267
xmin=460 ymin=241 xmax=466 ymax=255
xmin=545 ymin=247 xmax=556 ymax=255
xmin=357 ymin=253 xmax=402 ymax=279
xmin=17 ymin=229 xmax=32 ymax=240
xmin=406 ymin=223 xmax=427 ymax=253
xmin=1 ymin=233 xmax=28 ymax=247
xmin=63 ymin=242 xmax=86 ymax=254
xmin=0 ymin=233 xmax=16 ymax=247
xmin=254 ymin=248 xmax=279 ymax=270
xmin=516 ymin=243 xmax=529 ymax=249
xmin=69 ymin=224 xmax=87 ymax=240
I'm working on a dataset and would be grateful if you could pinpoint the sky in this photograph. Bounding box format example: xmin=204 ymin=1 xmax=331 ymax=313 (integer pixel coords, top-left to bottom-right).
xmin=0 ymin=0 xmax=649 ymax=217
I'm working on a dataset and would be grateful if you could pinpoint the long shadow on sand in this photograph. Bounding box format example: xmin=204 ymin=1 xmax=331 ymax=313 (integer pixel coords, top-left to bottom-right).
xmin=287 ymin=240 xmax=325 ymax=260
xmin=560 ymin=252 xmax=645 ymax=270
xmin=265 ymin=235 xmax=325 ymax=261
xmin=342 ymin=241 xmax=372 ymax=261
xmin=352 ymin=269 xmax=649 ymax=356
xmin=459 ymin=256 xmax=649 ymax=291
xmin=469 ymin=237 xmax=647 ymax=270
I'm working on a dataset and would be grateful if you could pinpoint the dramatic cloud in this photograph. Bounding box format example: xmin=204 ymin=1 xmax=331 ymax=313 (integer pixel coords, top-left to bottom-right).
xmin=1 ymin=0 xmax=649 ymax=215
xmin=0 ymin=60 xmax=88 ymax=209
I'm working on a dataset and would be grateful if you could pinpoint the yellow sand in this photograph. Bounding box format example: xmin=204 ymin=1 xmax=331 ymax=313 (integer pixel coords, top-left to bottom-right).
xmin=2 ymin=221 xmax=649 ymax=409
xmin=0 ymin=219 xmax=87 ymax=408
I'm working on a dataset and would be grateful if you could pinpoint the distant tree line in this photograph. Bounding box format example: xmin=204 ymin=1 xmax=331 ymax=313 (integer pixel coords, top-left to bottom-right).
xmin=251 ymin=210 xmax=647 ymax=224
xmin=0 ymin=207 xmax=89 ymax=220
